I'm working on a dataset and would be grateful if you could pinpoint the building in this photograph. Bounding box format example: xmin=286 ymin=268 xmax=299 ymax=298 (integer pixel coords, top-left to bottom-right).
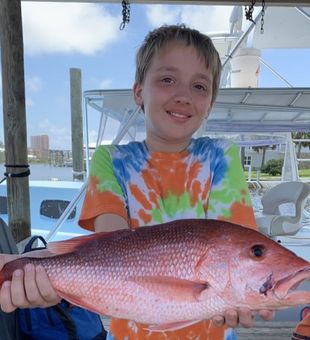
xmin=31 ymin=135 xmax=49 ymax=151
xmin=30 ymin=135 xmax=49 ymax=160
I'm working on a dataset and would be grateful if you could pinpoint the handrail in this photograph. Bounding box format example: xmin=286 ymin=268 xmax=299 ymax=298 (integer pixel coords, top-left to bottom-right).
xmin=45 ymin=181 xmax=88 ymax=242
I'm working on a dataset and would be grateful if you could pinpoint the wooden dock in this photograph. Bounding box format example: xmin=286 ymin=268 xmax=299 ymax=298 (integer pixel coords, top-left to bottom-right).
xmin=101 ymin=317 xmax=296 ymax=339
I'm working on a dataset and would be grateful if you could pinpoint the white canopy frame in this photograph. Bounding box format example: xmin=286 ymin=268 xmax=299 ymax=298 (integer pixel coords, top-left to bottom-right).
xmin=42 ymin=1 xmax=310 ymax=241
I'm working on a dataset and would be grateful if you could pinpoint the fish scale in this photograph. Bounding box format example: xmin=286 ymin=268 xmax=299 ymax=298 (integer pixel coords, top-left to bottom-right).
xmin=1 ymin=218 xmax=310 ymax=331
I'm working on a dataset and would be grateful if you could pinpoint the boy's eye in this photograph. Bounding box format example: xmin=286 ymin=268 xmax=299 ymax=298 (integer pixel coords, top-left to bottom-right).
xmin=194 ymin=83 xmax=207 ymax=91
xmin=161 ymin=77 xmax=174 ymax=84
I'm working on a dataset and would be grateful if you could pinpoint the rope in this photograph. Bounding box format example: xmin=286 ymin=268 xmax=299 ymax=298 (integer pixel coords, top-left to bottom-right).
xmin=0 ymin=164 xmax=31 ymax=184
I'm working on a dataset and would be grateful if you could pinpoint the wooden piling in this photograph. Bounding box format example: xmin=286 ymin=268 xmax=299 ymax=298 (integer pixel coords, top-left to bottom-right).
xmin=0 ymin=0 xmax=31 ymax=242
xmin=70 ymin=68 xmax=84 ymax=181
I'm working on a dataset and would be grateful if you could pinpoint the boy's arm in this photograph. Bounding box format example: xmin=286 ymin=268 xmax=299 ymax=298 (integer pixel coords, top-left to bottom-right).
xmin=94 ymin=213 xmax=129 ymax=232
xmin=79 ymin=145 xmax=128 ymax=232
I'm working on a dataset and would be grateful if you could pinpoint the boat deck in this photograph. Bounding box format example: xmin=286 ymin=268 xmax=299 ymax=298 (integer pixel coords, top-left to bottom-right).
xmin=236 ymin=321 xmax=296 ymax=340
xmin=101 ymin=317 xmax=296 ymax=339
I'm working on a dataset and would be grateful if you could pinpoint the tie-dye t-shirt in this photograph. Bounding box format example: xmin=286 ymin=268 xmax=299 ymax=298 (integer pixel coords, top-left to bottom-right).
xmin=79 ymin=136 xmax=257 ymax=340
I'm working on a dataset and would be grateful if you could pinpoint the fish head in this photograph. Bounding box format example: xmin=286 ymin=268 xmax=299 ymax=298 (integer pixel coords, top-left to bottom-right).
xmin=218 ymin=225 xmax=310 ymax=310
xmin=195 ymin=222 xmax=310 ymax=311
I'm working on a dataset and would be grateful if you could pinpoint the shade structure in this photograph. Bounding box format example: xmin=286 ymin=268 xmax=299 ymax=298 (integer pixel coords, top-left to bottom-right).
xmin=84 ymin=87 xmax=310 ymax=134
xmin=20 ymin=1 xmax=310 ymax=5
xmin=252 ymin=7 xmax=310 ymax=49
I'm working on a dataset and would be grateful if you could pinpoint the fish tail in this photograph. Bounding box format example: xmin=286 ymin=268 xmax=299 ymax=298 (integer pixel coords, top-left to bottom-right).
xmin=0 ymin=258 xmax=29 ymax=288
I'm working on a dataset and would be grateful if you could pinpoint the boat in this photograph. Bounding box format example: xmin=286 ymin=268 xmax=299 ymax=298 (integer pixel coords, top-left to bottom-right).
xmin=1 ymin=3 xmax=310 ymax=326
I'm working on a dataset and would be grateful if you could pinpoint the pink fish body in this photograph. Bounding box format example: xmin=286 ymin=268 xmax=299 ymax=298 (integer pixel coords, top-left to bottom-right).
xmin=1 ymin=219 xmax=310 ymax=330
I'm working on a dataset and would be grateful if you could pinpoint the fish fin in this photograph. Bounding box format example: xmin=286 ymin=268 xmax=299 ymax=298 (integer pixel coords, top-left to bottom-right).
xmin=129 ymin=276 xmax=209 ymax=302
xmin=56 ymin=290 xmax=105 ymax=315
xmin=145 ymin=319 xmax=201 ymax=332
xmin=20 ymin=249 xmax=55 ymax=258
xmin=47 ymin=232 xmax=114 ymax=255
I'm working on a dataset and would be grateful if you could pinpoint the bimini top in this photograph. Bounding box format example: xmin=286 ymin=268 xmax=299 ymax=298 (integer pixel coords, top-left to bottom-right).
xmin=83 ymin=87 xmax=310 ymax=133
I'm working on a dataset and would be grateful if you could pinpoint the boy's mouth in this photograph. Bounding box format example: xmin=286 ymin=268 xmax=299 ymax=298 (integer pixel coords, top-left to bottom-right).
xmin=167 ymin=111 xmax=191 ymax=120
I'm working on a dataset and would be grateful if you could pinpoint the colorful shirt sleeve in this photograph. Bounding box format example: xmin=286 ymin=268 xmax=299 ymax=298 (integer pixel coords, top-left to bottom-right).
xmin=207 ymin=142 xmax=257 ymax=229
xmin=79 ymin=145 xmax=128 ymax=231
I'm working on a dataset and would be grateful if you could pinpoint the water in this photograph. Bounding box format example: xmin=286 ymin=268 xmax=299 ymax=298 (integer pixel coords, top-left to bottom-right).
xmin=0 ymin=163 xmax=74 ymax=182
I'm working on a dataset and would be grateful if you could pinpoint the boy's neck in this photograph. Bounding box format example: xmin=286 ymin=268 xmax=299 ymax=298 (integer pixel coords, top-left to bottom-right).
xmin=144 ymin=138 xmax=192 ymax=153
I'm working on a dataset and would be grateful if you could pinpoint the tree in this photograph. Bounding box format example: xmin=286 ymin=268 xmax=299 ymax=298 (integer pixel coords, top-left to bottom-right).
xmin=253 ymin=144 xmax=277 ymax=169
xmin=292 ymin=132 xmax=310 ymax=159
xmin=261 ymin=159 xmax=284 ymax=176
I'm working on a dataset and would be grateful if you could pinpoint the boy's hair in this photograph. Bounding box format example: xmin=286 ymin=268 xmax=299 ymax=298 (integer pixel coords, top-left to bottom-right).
xmin=135 ymin=24 xmax=222 ymax=104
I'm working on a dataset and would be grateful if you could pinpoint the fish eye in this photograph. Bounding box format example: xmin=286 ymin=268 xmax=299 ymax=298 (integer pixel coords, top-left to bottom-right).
xmin=251 ymin=245 xmax=265 ymax=258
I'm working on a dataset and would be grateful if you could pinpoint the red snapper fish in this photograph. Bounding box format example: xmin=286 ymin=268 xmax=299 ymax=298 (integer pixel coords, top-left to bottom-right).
xmin=1 ymin=219 xmax=310 ymax=331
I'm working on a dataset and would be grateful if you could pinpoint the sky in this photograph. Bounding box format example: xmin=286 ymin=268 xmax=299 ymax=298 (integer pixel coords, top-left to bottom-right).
xmin=0 ymin=2 xmax=309 ymax=150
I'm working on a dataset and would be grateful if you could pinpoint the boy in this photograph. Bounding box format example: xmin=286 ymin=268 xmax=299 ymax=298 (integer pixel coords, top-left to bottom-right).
xmin=79 ymin=25 xmax=273 ymax=339
xmin=0 ymin=25 xmax=273 ymax=339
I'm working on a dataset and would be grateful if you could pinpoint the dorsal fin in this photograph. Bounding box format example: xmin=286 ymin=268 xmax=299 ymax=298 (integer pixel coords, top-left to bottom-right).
xmin=47 ymin=231 xmax=114 ymax=255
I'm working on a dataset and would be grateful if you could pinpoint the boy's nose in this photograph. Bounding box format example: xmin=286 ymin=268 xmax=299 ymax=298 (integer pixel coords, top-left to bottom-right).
xmin=173 ymin=86 xmax=192 ymax=104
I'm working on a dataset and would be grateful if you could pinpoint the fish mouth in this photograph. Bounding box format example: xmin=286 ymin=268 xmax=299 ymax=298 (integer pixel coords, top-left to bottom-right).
xmin=273 ymin=267 xmax=310 ymax=303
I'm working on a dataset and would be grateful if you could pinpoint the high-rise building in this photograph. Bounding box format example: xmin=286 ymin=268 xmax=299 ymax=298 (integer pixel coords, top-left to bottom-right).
xmin=31 ymin=135 xmax=49 ymax=151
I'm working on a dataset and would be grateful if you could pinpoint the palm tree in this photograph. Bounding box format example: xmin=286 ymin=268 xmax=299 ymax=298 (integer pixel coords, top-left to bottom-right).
xmin=253 ymin=144 xmax=277 ymax=169
xmin=292 ymin=132 xmax=310 ymax=159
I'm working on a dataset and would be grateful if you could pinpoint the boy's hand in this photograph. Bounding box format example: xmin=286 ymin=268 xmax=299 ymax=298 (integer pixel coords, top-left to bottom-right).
xmin=212 ymin=308 xmax=275 ymax=328
xmin=0 ymin=255 xmax=61 ymax=313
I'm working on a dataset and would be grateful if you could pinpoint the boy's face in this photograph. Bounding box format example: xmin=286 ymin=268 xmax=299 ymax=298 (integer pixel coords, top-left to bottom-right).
xmin=133 ymin=41 xmax=214 ymax=151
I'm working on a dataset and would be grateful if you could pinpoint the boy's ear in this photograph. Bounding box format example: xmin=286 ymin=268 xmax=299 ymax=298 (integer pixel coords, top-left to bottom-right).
xmin=133 ymin=82 xmax=143 ymax=106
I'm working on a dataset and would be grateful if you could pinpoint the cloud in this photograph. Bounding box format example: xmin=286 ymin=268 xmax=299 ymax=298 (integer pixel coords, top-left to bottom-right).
xmin=99 ymin=78 xmax=113 ymax=89
xmin=145 ymin=5 xmax=181 ymax=27
xmin=181 ymin=6 xmax=232 ymax=33
xmin=89 ymin=129 xmax=99 ymax=146
xmin=26 ymin=76 xmax=42 ymax=93
xmin=145 ymin=5 xmax=233 ymax=33
xmin=32 ymin=119 xmax=72 ymax=149
xmin=26 ymin=97 xmax=34 ymax=108
xmin=21 ymin=3 xmax=121 ymax=55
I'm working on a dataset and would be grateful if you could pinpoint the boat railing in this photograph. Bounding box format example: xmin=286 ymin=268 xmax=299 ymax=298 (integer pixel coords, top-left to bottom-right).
xmin=45 ymin=181 xmax=88 ymax=242
xmin=44 ymin=100 xmax=142 ymax=242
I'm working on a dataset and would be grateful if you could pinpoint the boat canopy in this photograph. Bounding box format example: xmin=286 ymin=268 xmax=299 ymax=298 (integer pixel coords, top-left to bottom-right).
xmin=84 ymin=87 xmax=310 ymax=136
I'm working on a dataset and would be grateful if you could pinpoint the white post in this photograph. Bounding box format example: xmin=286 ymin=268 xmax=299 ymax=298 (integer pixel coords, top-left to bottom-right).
xmin=282 ymin=133 xmax=299 ymax=182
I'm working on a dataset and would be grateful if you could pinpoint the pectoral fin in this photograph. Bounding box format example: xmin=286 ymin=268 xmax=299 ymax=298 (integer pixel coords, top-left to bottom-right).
xmin=128 ymin=276 xmax=209 ymax=302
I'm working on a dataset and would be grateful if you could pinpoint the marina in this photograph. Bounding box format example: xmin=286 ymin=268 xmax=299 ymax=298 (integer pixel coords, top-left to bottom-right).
xmin=0 ymin=1 xmax=310 ymax=339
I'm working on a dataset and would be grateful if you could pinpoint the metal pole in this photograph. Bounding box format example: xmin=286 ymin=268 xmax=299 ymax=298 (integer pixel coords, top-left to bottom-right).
xmin=222 ymin=9 xmax=263 ymax=69
xmin=295 ymin=7 xmax=310 ymax=21
xmin=259 ymin=58 xmax=293 ymax=87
